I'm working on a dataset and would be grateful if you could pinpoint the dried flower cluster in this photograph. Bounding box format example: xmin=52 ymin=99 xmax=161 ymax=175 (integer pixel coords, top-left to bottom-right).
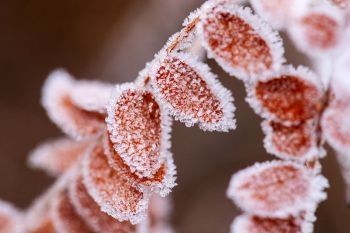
xmin=1 ymin=0 xmax=350 ymax=232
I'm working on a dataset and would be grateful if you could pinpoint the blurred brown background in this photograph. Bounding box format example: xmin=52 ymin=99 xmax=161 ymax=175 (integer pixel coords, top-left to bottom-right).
xmin=0 ymin=1 xmax=349 ymax=232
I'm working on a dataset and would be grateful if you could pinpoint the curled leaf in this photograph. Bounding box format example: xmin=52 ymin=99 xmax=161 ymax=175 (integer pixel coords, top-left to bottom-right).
xmin=231 ymin=214 xmax=310 ymax=233
xmin=248 ymin=66 xmax=323 ymax=125
xmin=28 ymin=137 xmax=89 ymax=176
xmin=227 ymin=160 xmax=328 ymax=218
xmin=198 ymin=1 xmax=284 ymax=80
xmin=262 ymin=120 xmax=322 ymax=162
xmin=103 ymin=132 xmax=176 ymax=196
xmin=106 ymin=83 xmax=171 ymax=178
xmin=42 ymin=69 xmax=105 ymax=139
xmin=82 ymin=142 xmax=150 ymax=224
xmin=51 ymin=191 xmax=93 ymax=233
xmin=151 ymin=52 xmax=235 ymax=131
xmin=69 ymin=173 xmax=136 ymax=233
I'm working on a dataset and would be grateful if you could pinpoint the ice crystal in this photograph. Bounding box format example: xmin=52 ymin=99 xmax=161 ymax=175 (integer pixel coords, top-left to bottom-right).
xmin=51 ymin=190 xmax=93 ymax=233
xmin=69 ymin=173 xmax=136 ymax=233
xmin=227 ymin=160 xmax=328 ymax=218
xmin=198 ymin=1 xmax=284 ymax=80
xmin=151 ymin=52 xmax=236 ymax=131
xmin=248 ymin=66 xmax=323 ymax=125
xmin=28 ymin=137 xmax=90 ymax=176
xmin=262 ymin=120 xmax=321 ymax=162
xmin=103 ymin=131 xmax=176 ymax=196
xmin=82 ymin=142 xmax=149 ymax=224
xmin=106 ymin=83 xmax=172 ymax=178
xmin=42 ymin=69 xmax=105 ymax=140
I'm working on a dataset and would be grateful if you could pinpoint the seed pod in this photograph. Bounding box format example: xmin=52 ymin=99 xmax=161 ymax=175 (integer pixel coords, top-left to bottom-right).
xmin=247 ymin=66 xmax=323 ymax=125
xmin=69 ymin=173 xmax=136 ymax=233
xmin=262 ymin=120 xmax=322 ymax=162
xmin=103 ymin=132 xmax=176 ymax=196
xmin=106 ymin=83 xmax=172 ymax=178
xmin=227 ymin=160 xmax=328 ymax=218
xmin=42 ymin=69 xmax=106 ymax=140
xmin=51 ymin=191 xmax=93 ymax=233
xmin=28 ymin=137 xmax=90 ymax=176
xmin=198 ymin=1 xmax=284 ymax=80
xmin=82 ymin=142 xmax=149 ymax=224
xmin=151 ymin=52 xmax=235 ymax=131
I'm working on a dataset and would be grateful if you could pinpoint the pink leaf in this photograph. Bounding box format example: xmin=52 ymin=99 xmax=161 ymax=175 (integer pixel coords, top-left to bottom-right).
xmin=227 ymin=160 xmax=328 ymax=218
xmin=106 ymin=83 xmax=171 ymax=178
xmin=151 ymin=52 xmax=235 ymax=131
xmin=82 ymin=142 xmax=149 ymax=224
xmin=69 ymin=173 xmax=136 ymax=233
xmin=248 ymin=66 xmax=323 ymax=125
xmin=198 ymin=1 xmax=284 ymax=80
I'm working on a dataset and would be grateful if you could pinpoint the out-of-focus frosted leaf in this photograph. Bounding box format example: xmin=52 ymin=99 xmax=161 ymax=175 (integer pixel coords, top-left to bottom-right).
xmin=198 ymin=1 xmax=284 ymax=80
xmin=250 ymin=0 xmax=307 ymax=29
xmin=331 ymin=0 xmax=349 ymax=8
xmin=262 ymin=120 xmax=322 ymax=162
xmin=288 ymin=3 xmax=344 ymax=56
xmin=82 ymin=142 xmax=150 ymax=224
xmin=150 ymin=52 xmax=236 ymax=131
xmin=227 ymin=160 xmax=328 ymax=218
xmin=51 ymin=191 xmax=93 ymax=233
xmin=28 ymin=137 xmax=90 ymax=176
xmin=106 ymin=83 xmax=172 ymax=178
xmin=231 ymin=214 xmax=312 ymax=233
xmin=42 ymin=69 xmax=105 ymax=139
xmin=69 ymin=172 xmax=136 ymax=233
xmin=148 ymin=195 xmax=174 ymax=233
xmin=0 ymin=200 xmax=22 ymax=233
xmin=247 ymin=66 xmax=323 ymax=125
xmin=103 ymin=132 xmax=176 ymax=197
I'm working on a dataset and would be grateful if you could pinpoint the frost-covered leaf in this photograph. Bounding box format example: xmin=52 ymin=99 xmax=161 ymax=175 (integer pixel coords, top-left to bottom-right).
xmin=106 ymin=83 xmax=171 ymax=178
xmin=51 ymin=191 xmax=93 ymax=233
xmin=262 ymin=120 xmax=322 ymax=162
xmin=198 ymin=1 xmax=284 ymax=80
xmin=103 ymin=132 xmax=176 ymax=196
xmin=82 ymin=142 xmax=150 ymax=224
xmin=231 ymin=214 xmax=311 ymax=233
xmin=227 ymin=160 xmax=328 ymax=218
xmin=288 ymin=3 xmax=344 ymax=56
xmin=250 ymin=0 xmax=307 ymax=29
xmin=42 ymin=69 xmax=106 ymax=139
xmin=248 ymin=66 xmax=323 ymax=125
xmin=331 ymin=0 xmax=349 ymax=8
xmin=0 ymin=200 xmax=21 ymax=233
xmin=69 ymin=173 xmax=136 ymax=233
xmin=28 ymin=137 xmax=90 ymax=176
xmin=151 ymin=52 xmax=235 ymax=131
xmin=148 ymin=195 xmax=174 ymax=233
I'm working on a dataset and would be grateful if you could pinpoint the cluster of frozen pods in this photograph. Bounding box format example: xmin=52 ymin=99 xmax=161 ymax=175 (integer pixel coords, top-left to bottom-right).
xmin=1 ymin=0 xmax=350 ymax=232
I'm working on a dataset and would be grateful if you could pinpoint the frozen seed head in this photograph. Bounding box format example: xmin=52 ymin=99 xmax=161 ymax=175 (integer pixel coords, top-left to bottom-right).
xmin=28 ymin=137 xmax=90 ymax=176
xmin=288 ymin=3 xmax=344 ymax=56
xmin=69 ymin=173 xmax=136 ymax=233
xmin=227 ymin=160 xmax=328 ymax=218
xmin=250 ymin=0 xmax=307 ymax=29
xmin=248 ymin=66 xmax=323 ymax=125
xmin=82 ymin=142 xmax=150 ymax=224
xmin=106 ymin=83 xmax=172 ymax=178
xmin=262 ymin=120 xmax=321 ymax=162
xmin=51 ymin=191 xmax=93 ymax=233
xmin=103 ymin=132 xmax=176 ymax=196
xmin=231 ymin=214 xmax=311 ymax=233
xmin=151 ymin=52 xmax=236 ymax=131
xmin=42 ymin=69 xmax=105 ymax=140
xmin=198 ymin=1 xmax=284 ymax=80
xmin=0 ymin=200 xmax=21 ymax=233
